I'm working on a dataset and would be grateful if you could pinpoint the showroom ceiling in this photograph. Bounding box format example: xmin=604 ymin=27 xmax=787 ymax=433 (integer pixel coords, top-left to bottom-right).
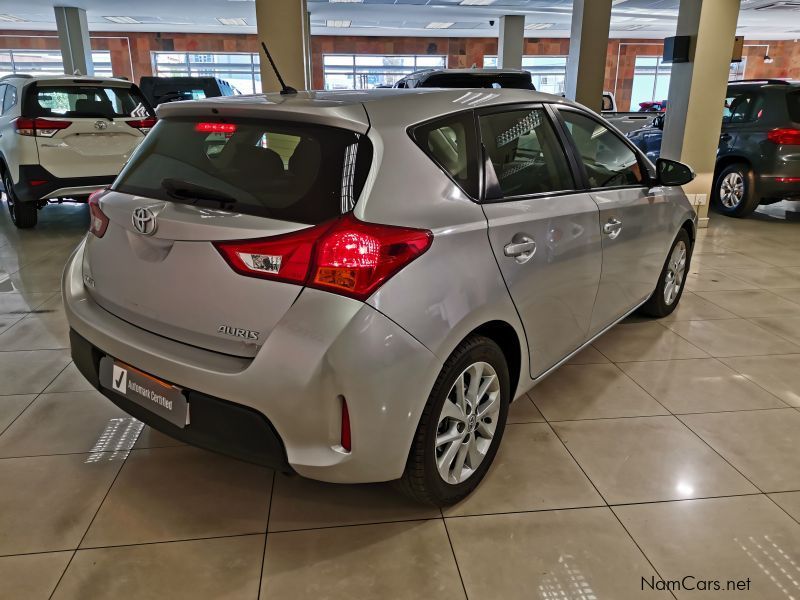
xmin=0 ymin=0 xmax=798 ymax=39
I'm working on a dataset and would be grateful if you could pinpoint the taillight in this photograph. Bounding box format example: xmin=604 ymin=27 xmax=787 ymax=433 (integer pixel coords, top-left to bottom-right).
xmin=767 ymin=128 xmax=800 ymax=145
xmin=126 ymin=117 xmax=157 ymax=134
xmin=88 ymin=189 xmax=110 ymax=238
xmin=214 ymin=214 xmax=433 ymax=301
xmin=14 ymin=117 xmax=72 ymax=137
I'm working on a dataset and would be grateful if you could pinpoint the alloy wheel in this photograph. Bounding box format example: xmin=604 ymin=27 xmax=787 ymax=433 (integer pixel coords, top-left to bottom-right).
xmin=434 ymin=361 xmax=501 ymax=484
xmin=3 ymin=174 xmax=16 ymax=223
xmin=663 ymin=240 xmax=687 ymax=306
xmin=719 ymin=171 xmax=744 ymax=209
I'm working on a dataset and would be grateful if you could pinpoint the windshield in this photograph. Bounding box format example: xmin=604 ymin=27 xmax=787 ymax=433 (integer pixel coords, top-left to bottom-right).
xmin=25 ymin=84 xmax=153 ymax=119
xmin=113 ymin=118 xmax=373 ymax=224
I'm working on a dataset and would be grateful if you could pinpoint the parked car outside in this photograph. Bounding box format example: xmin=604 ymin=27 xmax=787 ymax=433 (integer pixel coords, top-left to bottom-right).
xmin=0 ymin=74 xmax=155 ymax=228
xmin=628 ymin=79 xmax=800 ymax=217
xmin=64 ymin=88 xmax=696 ymax=505
xmin=394 ymin=68 xmax=536 ymax=90
xmin=139 ymin=76 xmax=240 ymax=107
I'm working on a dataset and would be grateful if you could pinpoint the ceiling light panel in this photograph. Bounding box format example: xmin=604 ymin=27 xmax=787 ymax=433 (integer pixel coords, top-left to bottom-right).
xmin=426 ymin=22 xmax=455 ymax=29
xmin=103 ymin=16 xmax=141 ymax=24
xmin=326 ymin=19 xmax=351 ymax=27
xmin=217 ymin=17 xmax=248 ymax=26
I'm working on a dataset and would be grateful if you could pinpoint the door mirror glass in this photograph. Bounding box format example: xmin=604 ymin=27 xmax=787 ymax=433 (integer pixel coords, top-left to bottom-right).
xmin=652 ymin=114 xmax=664 ymax=130
xmin=656 ymin=158 xmax=695 ymax=186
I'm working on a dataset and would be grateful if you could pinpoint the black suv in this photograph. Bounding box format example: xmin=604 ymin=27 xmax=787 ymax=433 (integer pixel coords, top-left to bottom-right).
xmin=628 ymin=79 xmax=800 ymax=217
xmin=394 ymin=68 xmax=535 ymax=90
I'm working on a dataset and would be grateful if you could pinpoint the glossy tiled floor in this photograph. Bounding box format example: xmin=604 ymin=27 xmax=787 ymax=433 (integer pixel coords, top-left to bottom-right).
xmin=1 ymin=201 xmax=800 ymax=600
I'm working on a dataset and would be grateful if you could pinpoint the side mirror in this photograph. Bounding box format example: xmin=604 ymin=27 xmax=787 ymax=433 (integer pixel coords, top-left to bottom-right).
xmin=656 ymin=158 xmax=695 ymax=187
xmin=652 ymin=115 xmax=664 ymax=130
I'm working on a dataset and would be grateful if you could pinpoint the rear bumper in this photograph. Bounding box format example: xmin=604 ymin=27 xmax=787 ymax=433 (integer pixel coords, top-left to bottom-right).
xmin=757 ymin=174 xmax=800 ymax=202
xmin=12 ymin=164 xmax=115 ymax=204
xmin=70 ymin=328 xmax=291 ymax=471
xmin=63 ymin=239 xmax=441 ymax=483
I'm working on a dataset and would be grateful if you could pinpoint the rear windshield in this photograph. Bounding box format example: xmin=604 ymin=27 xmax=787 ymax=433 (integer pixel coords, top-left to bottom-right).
xmin=113 ymin=119 xmax=373 ymax=224
xmin=422 ymin=73 xmax=535 ymax=90
xmin=25 ymin=84 xmax=153 ymax=119
xmin=788 ymin=90 xmax=800 ymax=123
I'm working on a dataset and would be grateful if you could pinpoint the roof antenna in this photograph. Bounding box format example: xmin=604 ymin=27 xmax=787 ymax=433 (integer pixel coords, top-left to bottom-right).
xmin=260 ymin=41 xmax=297 ymax=95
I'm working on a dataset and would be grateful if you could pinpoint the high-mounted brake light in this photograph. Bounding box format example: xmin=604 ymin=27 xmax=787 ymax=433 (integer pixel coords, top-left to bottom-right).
xmin=214 ymin=214 xmax=433 ymax=301
xmin=126 ymin=117 xmax=157 ymax=134
xmin=88 ymin=189 xmax=110 ymax=238
xmin=14 ymin=117 xmax=71 ymax=137
xmin=767 ymin=128 xmax=800 ymax=145
xmin=195 ymin=122 xmax=237 ymax=134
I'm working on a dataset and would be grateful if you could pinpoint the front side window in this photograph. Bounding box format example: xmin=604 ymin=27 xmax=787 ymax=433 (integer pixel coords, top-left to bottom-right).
xmin=114 ymin=119 xmax=372 ymax=224
xmin=412 ymin=112 xmax=478 ymax=198
xmin=479 ymin=108 xmax=574 ymax=198
xmin=559 ymin=110 xmax=644 ymax=189
xmin=723 ymin=91 xmax=764 ymax=123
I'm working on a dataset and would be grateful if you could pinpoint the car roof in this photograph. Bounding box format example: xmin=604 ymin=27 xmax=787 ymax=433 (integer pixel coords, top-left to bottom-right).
xmin=155 ymin=87 xmax=581 ymax=132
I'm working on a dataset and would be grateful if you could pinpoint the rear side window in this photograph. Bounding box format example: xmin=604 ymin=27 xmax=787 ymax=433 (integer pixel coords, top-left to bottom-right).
xmin=113 ymin=119 xmax=373 ymax=224
xmin=788 ymin=91 xmax=800 ymax=123
xmin=723 ymin=91 xmax=764 ymax=123
xmin=559 ymin=110 xmax=644 ymax=189
xmin=411 ymin=112 xmax=478 ymax=198
xmin=24 ymin=85 xmax=153 ymax=119
xmin=479 ymin=108 xmax=574 ymax=198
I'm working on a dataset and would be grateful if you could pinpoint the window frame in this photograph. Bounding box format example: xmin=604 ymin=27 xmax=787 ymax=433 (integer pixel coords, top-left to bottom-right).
xmin=474 ymin=102 xmax=583 ymax=204
xmin=552 ymin=105 xmax=653 ymax=192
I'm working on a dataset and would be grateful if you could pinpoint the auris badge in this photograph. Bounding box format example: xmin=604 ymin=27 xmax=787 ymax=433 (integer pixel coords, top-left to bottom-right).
xmin=132 ymin=206 xmax=157 ymax=236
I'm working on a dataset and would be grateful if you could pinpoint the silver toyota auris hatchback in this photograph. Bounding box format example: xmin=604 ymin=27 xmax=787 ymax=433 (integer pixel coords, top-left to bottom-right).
xmin=64 ymin=89 xmax=696 ymax=505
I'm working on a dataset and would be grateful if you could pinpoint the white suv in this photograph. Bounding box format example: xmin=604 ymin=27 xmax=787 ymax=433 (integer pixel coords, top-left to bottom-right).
xmin=0 ymin=74 xmax=155 ymax=228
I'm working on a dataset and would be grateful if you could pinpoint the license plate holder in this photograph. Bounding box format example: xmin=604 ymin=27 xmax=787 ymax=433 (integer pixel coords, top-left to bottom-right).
xmin=99 ymin=356 xmax=189 ymax=428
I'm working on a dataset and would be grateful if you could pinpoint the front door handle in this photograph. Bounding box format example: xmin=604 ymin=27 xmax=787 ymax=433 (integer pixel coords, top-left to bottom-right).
xmin=504 ymin=234 xmax=537 ymax=264
xmin=603 ymin=218 xmax=623 ymax=239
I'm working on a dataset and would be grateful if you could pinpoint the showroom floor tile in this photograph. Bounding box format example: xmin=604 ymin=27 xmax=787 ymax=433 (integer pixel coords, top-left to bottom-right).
xmin=1 ymin=204 xmax=800 ymax=599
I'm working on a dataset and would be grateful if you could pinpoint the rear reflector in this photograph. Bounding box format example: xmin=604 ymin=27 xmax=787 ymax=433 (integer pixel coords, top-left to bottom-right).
xmin=340 ymin=396 xmax=351 ymax=452
xmin=14 ymin=117 xmax=72 ymax=137
xmin=767 ymin=128 xmax=800 ymax=145
xmin=126 ymin=117 xmax=157 ymax=133
xmin=214 ymin=214 xmax=432 ymax=301
xmin=88 ymin=189 xmax=110 ymax=238
xmin=195 ymin=122 xmax=237 ymax=134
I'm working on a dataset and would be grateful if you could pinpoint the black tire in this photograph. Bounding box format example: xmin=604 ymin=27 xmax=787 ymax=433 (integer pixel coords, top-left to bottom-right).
xmin=3 ymin=171 xmax=37 ymax=229
xmin=640 ymin=228 xmax=692 ymax=318
xmin=712 ymin=163 xmax=759 ymax=218
xmin=397 ymin=335 xmax=510 ymax=506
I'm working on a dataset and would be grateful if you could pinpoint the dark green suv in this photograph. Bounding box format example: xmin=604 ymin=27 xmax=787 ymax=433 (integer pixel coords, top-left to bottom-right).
xmin=629 ymin=79 xmax=800 ymax=217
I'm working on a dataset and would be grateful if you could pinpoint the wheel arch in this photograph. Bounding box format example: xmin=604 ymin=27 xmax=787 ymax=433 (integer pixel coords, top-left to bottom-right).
xmin=714 ymin=155 xmax=751 ymax=179
xmin=467 ymin=320 xmax=523 ymax=401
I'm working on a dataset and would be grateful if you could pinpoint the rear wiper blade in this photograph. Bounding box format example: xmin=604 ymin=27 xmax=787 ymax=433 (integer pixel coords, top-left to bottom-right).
xmin=161 ymin=178 xmax=237 ymax=207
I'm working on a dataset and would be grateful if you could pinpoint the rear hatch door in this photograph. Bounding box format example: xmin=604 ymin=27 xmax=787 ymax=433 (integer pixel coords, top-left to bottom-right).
xmin=25 ymin=80 xmax=154 ymax=178
xmin=84 ymin=114 xmax=372 ymax=357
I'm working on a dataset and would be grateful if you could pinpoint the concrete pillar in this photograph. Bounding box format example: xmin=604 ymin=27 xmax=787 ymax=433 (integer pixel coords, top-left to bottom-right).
xmin=498 ymin=16 xmax=525 ymax=70
xmin=254 ymin=0 xmax=310 ymax=92
xmin=661 ymin=0 xmax=741 ymax=227
xmin=565 ymin=0 xmax=612 ymax=112
xmin=54 ymin=6 xmax=94 ymax=76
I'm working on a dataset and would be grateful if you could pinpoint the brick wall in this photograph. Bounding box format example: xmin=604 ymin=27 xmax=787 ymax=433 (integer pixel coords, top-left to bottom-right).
xmin=2 ymin=31 xmax=798 ymax=111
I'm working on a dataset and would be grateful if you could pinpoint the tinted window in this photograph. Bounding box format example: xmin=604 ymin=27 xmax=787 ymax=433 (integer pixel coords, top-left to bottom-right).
xmin=787 ymin=90 xmax=800 ymax=123
xmin=480 ymin=108 xmax=574 ymax=198
xmin=114 ymin=119 xmax=373 ymax=224
xmin=723 ymin=91 xmax=764 ymax=123
xmin=25 ymin=85 xmax=152 ymax=119
xmin=4 ymin=85 xmax=17 ymax=113
xmin=412 ymin=112 xmax=478 ymax=197
xmin=0 ymin=85 xmax=6 ymax=115
xmin=421 ymin=73 xmax=534 ymax=90
xmin=560 ymin=110 xmax=644 ymax=188
xmin=601 ymin=95 xmax=614 ymax=112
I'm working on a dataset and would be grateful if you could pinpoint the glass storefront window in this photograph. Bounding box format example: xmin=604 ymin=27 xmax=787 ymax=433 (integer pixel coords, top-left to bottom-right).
xmin=0 ymin=49 xmax=113 ymax=78
xmin=151 ymin=52 xmax=262 ymax=94
xmin=323 ymin=54 xmax=446 ymax=90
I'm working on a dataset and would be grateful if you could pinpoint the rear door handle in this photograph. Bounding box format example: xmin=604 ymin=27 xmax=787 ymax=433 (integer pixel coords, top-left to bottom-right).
xmin=504 ymin=234 xmax=537 ymax=264
xmin=603 ymin=218 xmax=623 ymax=239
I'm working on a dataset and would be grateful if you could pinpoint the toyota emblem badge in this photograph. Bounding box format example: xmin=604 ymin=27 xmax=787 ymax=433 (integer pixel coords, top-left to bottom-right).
xmin=132 ymin=206 xmax=157 ymax=236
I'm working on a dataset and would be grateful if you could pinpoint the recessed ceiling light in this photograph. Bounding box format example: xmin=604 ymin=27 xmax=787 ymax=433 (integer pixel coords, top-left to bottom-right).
xmin=217 ymin=17 xmax=248 ymax=26
xmin=525 ymin=23 xmax=554 ymax=30
xmin=460 ymin=0 xmax=496 ymax=5
xmin=0 ymin=14 xmax=29 ymax=22
xmin=426 ymin=22 xmax=454 ymax=29
xmin=326 ymin=20 xmax=351 ymax=27
xmin=103 ymin=16 xmax=141 ymax=24
xmin=330 ymin=0 xmax=363 ymax=3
